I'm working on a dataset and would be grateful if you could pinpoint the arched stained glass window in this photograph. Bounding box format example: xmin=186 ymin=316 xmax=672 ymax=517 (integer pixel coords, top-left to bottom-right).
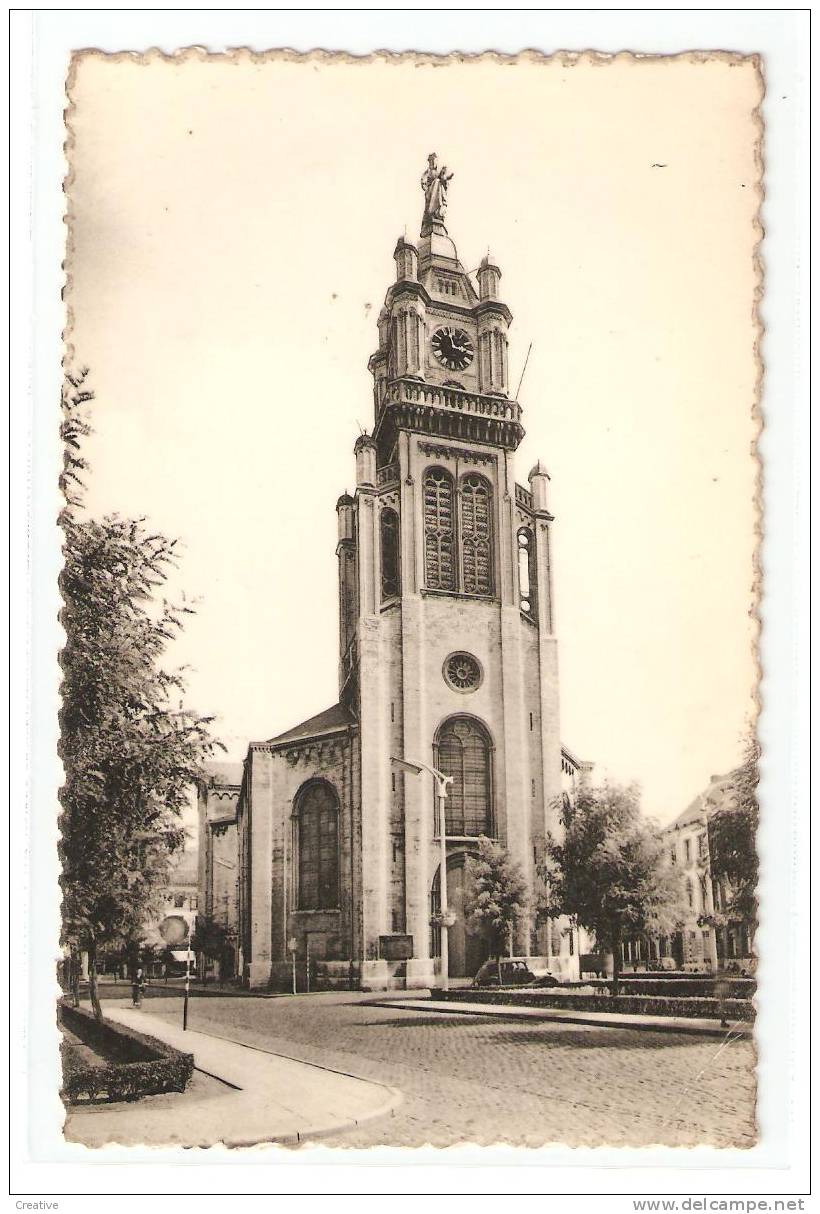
xmin=423 ymin=468 xmax=456 ymax=591
xmin=296 ymin=782 xmax=339 ymax=910
xmin=460 ymin=475 xmax=493 ymax=596
xmin=380 ymin=507 xmax=400 ymax=600
xmin=435 ymin=717 xmax=493 ymax=837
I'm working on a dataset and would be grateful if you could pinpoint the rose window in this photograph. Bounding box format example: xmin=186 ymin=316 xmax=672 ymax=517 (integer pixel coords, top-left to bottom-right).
xmin=443 ymin=652 xmax=482 ymax=693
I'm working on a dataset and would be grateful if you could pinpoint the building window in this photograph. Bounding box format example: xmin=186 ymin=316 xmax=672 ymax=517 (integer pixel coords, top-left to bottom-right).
xmin=670 ymin=844 xmax=677 ymax=866
xmin=443 ymin=651 xmax=482 ymax=693
xmin=423 ymin=468 xmax=456 ymax=591
xmin=296 ymin=781 xmax=339 ymax=910
xmin=459 ymin=474 xmax=493 ymax=596
xmin=435 ymin=716 xmax=493 ymax=837
xmin=380 ymin=507 xmax=401 ymax=600
xmin=517 ymin=527 xmax=537 ymax=617
xmin=686 ymin=877 xmax=694 ymax=909
xmin=684 ymin=837 xmax=691 ymax=864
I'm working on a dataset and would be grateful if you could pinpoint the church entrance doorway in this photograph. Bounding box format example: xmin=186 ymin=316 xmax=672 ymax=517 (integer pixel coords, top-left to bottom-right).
xmin=431 ymin=853 xmax=492 ymax=980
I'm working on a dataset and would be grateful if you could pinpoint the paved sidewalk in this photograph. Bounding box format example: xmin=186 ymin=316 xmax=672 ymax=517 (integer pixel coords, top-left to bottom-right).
xmin=64 ymin=1005 xmax=401 ymax=1149
xmin=373 ymin=997 xmax=753 ymax=1039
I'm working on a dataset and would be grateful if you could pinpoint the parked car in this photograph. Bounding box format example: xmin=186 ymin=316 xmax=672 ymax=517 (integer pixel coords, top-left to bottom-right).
xmin=534 ymin=972 xmax=560 ymax=988
xmin=472 ymin=959 xmax=538 ymax=988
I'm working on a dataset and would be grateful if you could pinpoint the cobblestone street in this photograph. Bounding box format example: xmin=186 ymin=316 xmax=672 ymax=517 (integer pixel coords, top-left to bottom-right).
xmin=140 ymin=992 xmax=756 ymax=1150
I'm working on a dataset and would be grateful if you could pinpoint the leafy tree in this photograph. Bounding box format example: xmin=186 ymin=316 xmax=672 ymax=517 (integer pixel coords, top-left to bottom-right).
xmin=59 ymin=371 xmax=220 ymax=1019
xmin=541 ymin=782 xmax=683 ymax=994
xmin=190 ymin=914 xmax=230 ymax=983
xmin=463 ymin=837 xmax=530 ymax=983
xmin=705 ymin=738 xmax=759 ymax=939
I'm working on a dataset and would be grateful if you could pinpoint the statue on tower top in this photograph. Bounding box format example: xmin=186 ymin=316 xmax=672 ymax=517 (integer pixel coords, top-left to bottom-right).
xmin=421 ymin=153 xmax=453 ymax=230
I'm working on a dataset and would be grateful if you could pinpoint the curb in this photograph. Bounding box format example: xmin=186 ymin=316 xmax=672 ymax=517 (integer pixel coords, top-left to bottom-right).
xmin=367 ymin=998 xmax=753 ymax=1040
xmin=90 ymin=1009 xmax=404 ymax=1149
xmin=183 ymin=1025 xmax=405 ymax=1107
xmin=213 ymin=1087 xmax=403 ymax=1148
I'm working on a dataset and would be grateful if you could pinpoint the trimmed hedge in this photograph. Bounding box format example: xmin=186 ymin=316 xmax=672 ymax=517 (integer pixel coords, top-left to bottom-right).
xmin=589 ymin=978 xmax=756 ymax=1000
xmin=441 ymin=988 xmax=755 ymax=1022
xmin=59 ymin=1002 xmax=194 ymax=1104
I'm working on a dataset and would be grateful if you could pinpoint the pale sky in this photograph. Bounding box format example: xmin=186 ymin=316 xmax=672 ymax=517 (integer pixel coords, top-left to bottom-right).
xmin=67 ymin=51 xmax=761 ymax=824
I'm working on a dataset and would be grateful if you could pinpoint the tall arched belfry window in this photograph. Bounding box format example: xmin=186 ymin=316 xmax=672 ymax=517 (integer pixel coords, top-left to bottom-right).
xmin=460 ymin=474 xmax=493 ymax=596
xmin=435 ymin=717 xmax=493 ymax=837
xmin=517 ymin=527 xmax=537 ymax=618
xmin=296 ymin=782 xmax=339 ymax=910
xmin=380 ymin=507 xmax=400 ymax=600
xmin=423 ymin=468 xmax=456 ymax=591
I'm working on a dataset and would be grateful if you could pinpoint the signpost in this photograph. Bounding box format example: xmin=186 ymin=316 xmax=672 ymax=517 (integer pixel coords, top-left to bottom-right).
xmin=288 ymin=936 xmax=298 ymax=995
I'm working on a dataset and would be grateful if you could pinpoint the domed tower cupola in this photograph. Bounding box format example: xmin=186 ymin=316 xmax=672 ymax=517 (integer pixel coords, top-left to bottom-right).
xmin=354 ymin=433 xmax=377 ymax=487
xmin=476 ymin=249 xmax=511 ymax=397
xmin=528 ymin=460 xmax=552 ymax=514
xmin=394 ymin=236 xmax=419 ymax=283
xmin=478 ymin=251 xmax=502 ymax=301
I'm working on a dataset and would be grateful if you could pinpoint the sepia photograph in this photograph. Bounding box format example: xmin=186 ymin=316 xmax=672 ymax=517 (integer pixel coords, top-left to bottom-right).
xmin=10 ymin=10 xmax=809 ymax=1201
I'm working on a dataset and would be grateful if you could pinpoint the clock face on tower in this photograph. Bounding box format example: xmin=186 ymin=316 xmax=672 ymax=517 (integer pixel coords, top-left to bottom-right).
xmin=431 ymin=326 xmax=474 ymax=372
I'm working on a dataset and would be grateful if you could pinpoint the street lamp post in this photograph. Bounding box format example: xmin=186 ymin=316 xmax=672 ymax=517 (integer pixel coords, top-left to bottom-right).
xmin=183 ymin=941 xmax=192 ymax=1031
xmin=391 ymin=756 xmax=453 ymax=992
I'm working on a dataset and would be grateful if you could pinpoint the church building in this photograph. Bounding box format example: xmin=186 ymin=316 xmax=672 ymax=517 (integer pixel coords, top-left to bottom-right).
xmin=234 ymin=156 xmax=586 ymax=990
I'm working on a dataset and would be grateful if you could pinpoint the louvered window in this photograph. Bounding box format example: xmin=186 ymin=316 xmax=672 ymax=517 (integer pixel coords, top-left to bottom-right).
xmin=436 ymin=717 xmax=493 ymax=837
xmin=380 ymin=507 xmax=400 ymax=600
xmin=423 ymin=468 xmax=456 ymax=591
xmin=517 ymin=527 xmax=537 ymax=617
xmin=297 ymin=782 xmax=339 ymax=910
xmin=460 ymin=474 xmax=493 ymax=596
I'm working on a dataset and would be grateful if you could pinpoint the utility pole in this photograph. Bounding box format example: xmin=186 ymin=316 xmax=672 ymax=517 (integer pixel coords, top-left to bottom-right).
xmin=391 ymin=756 xmax=454 ymax=991
xmin=183 ymin=941 xmax=192 ymax=1031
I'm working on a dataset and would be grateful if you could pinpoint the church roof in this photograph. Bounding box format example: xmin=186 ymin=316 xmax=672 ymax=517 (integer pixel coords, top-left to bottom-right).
xmin=666 ymin=795 xmax=707 ymax=832
xmin=267 ymin=702 xmax=356 ymax=747
xmin=665 ymin=771 xmax=737 ymax=833
xmin=560 ymin=743 xmax=593 ymax=772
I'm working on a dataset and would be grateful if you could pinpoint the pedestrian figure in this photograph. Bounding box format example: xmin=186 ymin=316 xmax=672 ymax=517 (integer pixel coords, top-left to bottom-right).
xmin=131 ymin=966 xmax=145 ymax=1008
xmin=715 ymin=975 xmax=730 ymax=1029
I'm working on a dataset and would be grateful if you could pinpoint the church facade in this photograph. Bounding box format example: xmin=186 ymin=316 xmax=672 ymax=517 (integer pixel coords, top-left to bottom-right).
xmin=235 ymin=158 xmax=585 ymax=990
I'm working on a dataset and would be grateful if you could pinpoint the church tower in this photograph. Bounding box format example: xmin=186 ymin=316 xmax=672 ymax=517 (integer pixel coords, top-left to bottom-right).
xmin=236 ymin=155 xmax=580 ymax=991
xmin=339 ymin=155 xmax=567 ymax=988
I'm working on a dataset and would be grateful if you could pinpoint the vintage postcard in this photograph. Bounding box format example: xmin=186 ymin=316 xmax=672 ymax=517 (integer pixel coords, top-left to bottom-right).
xmin=57 ymin=47 xmax=765 ymax=1156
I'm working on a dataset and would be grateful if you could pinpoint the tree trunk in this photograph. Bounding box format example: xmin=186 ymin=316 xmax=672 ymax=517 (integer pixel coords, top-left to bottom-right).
xmin=70 ymin=949 xmax=80 ymax=1008
xmin=88 ymin=940 xmax=103 ymax=1021
xmin=610 ymin=929 xmax=622 ymax=997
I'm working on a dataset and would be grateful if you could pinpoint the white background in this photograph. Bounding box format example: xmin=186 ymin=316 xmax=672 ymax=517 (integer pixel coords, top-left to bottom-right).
xmin=9 ymin=6 xmax=810 ymax=1208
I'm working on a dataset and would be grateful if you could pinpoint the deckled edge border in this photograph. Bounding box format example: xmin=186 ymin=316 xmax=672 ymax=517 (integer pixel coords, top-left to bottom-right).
xmin=60 ymin=46 xmax=765 ymax=1157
